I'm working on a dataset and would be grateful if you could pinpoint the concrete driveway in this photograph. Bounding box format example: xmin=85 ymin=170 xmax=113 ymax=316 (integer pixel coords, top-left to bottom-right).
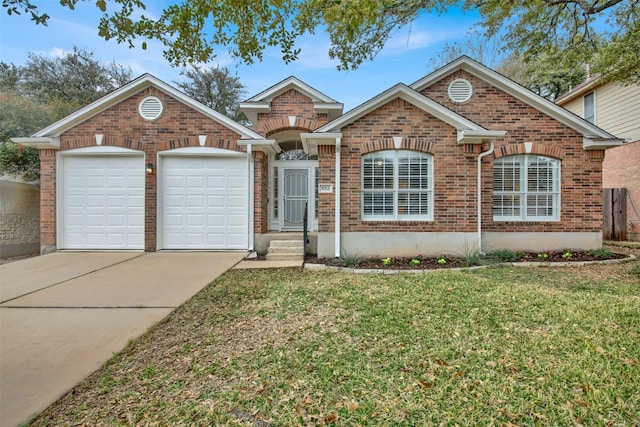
xmin=0 ymin=251 xmax=243 ymax=427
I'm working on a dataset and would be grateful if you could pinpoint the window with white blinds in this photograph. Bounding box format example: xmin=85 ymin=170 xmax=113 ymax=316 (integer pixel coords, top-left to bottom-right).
xmin=493 ymin=155 xmax=560 ymax=221
xmin=362 ymin=150 xmax=433 ymax=220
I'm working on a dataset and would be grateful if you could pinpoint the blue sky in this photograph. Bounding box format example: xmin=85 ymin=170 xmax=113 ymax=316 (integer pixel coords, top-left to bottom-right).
xmin=0 ymin=2 xmax=482 ymax=111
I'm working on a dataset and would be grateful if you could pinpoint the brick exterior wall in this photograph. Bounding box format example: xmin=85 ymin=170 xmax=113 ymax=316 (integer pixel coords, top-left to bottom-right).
xmin=41 ymin=87 xmax=244 ymax=251
xmin=603 ymin=140 xmax=640 ymax=240
xmin=317 ymin=70 xmax=605 ymax=236
xmin=253 ymin=88 xmax=328 ymax=137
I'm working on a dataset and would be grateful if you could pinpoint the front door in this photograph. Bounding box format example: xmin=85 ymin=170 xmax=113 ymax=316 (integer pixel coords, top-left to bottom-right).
xmin=282 ymin=168 xmax=309 ymax=230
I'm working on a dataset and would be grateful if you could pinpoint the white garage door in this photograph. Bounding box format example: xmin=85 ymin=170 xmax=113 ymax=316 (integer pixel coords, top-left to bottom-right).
xmin=62 ymin=155 xmax=145 ymax=249
xmin=161 ymin=155 xmax=248 ymax=249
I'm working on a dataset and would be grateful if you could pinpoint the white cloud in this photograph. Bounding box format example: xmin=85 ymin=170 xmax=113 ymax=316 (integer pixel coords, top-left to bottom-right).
xmin=48 ymin=47 xmax=70 ymax=58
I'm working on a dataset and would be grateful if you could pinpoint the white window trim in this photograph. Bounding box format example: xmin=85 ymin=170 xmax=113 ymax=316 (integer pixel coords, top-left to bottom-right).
xmin=583 ymin=91 xmax=596 ymax=124
xmin=361 ymin=150 xmax=434 ymax=221
xmin=493 ymin=155 xmax=561 ymax=222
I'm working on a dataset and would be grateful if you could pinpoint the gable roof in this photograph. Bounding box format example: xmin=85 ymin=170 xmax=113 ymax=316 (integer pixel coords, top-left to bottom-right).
xmin=555 ymin=74 xmax=602 ymax=105
xmin=20 ymin=73 xmax=263 ymax=147
xmin=316 ymin=83 xmax=485 ymax=133
xmin=239 ymin=76 xmax=343 ymax=124
xmin=410 ymin=56 xmax=618 ymax=140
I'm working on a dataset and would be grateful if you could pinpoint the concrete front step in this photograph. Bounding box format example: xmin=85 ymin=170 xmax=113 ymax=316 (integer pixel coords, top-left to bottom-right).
xmin=266 ymin=253 xmax=305 ymax=261
xmin=266 ymin=240 xmax=305 ymax=261
xmin=268 ymin=246 xmax=304 ymax=255
xmin=269 ymin=240 xmax=304 ymax=248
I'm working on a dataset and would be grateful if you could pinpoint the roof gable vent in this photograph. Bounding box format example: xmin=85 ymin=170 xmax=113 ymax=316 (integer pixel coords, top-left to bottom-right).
xmin=139 ymin=96 xmax=163 ymax=121
xmin=447 ymin=78 xmax=473 ymax=103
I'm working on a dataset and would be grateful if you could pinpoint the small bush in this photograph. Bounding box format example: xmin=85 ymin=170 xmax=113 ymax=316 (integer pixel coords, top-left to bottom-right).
xmin=489 ymin=249 xmax=524 ymax=262
xmin=463 ymin=250 xmax=483 ymax=267
xmin=590 ymin=247 xmax=613 ymax=258
xmin=339 ymin=252 xmax=361 ymax=268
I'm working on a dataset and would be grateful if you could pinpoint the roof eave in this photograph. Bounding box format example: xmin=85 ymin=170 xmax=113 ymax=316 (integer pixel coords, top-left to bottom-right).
xmin=411 ymin=56 xmax=615 ymax=140
xmin=237 ymin=139 xmax=281 ymax=155
xmin=11 ymin=137 xmax=60 ymax=149
xmin=583 ymin=137 xmax=624 ymax=150
xmin=457 ymin=130 xmax=507 ymax=144
xmin=30 ymin=74 xmax=264 ymax=141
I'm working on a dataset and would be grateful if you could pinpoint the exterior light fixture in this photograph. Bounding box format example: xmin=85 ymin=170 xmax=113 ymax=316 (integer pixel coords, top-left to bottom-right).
xmin=146 ymin=163 xmax=154 ymax=175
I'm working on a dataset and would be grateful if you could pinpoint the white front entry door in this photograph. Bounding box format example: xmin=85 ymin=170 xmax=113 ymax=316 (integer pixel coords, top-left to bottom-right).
xmin=282 ymin=168 xmax=309 ymax=230
xmin=161 ymin=155 xmax=248 ymax=249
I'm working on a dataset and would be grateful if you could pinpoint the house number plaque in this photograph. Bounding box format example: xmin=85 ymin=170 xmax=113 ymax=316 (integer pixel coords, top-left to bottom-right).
xmin=318 ymin=183 xmax=333 ymax=193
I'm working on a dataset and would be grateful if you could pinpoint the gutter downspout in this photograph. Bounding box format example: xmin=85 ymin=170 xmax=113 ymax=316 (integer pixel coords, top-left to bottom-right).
xmin=247 ymin=144 xmax=255 ymax=254
xmin=477 ymin=141 xmax=494 ymax=255
xmin=335 ymin=137 xmax=341 ymax=258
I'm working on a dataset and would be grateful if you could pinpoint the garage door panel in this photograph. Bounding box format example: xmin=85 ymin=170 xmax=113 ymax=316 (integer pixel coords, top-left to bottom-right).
xmin=161 ymin=155 xmax=248 ymax=250
xmin=62 ymin=155 xmax=144 ymax=250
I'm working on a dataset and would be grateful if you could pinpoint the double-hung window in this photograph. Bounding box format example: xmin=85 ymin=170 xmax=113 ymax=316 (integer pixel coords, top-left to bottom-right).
xmin=362 ymin=150 xmax=433 ymax=220
xmin=493 ymin=155 xmax=560 ymax=221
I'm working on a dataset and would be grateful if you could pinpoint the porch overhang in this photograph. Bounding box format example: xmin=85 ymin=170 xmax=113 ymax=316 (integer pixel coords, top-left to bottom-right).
xmin=582 ymin=136 xmax=623 ymax=150
xmin=11 ymin=137 xmax=60 ymax=149
xmin=237 ymin=139 xmax=281 ymax=155
xmin=300 ymin=132 xmax=342 ymax=155
xmin=457 ymin=130 xmax=507 ymax=145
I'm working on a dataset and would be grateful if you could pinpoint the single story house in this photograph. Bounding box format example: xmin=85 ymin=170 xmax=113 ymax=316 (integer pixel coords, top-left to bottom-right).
xmin=15 ymin=56 xmax=621 ymax=258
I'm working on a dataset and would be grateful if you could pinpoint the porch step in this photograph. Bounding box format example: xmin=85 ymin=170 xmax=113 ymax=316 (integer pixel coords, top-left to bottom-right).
xmin=266 ymin=239 xmax=304 ymax=261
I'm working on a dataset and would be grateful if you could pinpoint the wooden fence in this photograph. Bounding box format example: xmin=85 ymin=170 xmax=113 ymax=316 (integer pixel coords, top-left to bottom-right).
xmin=602 ymin=188 xmax=627 ymax=241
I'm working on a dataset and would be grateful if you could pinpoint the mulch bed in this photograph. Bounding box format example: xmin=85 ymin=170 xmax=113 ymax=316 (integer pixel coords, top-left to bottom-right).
xmin=303 ymin=251 xmax=629 ymax=270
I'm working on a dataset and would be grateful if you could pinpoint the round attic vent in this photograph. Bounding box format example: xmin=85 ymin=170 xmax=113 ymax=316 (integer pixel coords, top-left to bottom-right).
xmin=447 ymin=78 xmax=473 ymax=103
xmin=138 ymin=96 xmax=163 ymax=121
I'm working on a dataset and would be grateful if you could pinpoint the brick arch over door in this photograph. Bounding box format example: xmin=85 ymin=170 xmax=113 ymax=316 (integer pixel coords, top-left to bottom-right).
xmin=263 ymin=117 xmax=320 ymax=136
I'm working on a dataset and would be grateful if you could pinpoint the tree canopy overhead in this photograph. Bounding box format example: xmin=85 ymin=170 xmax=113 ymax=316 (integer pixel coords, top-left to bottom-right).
xmin=4 ymin=0 xmax=638 ymax=84
xmin=3 ymin=0 xmax=638 ymax=84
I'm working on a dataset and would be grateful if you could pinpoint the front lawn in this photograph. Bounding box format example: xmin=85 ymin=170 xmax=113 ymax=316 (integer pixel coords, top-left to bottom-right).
xmin=31 ymin=262 xmax=640 ymax=426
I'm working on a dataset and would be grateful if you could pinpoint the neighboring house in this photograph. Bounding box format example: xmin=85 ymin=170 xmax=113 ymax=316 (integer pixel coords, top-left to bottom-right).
xmin=556 ymin=75 xmax=640 ymax=241
xmin=14 ymin=57 xmax=621 ymax=258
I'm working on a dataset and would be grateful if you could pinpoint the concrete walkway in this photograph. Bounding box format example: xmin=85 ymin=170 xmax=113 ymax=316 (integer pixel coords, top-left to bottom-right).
xmin=0 ymin=251 xmax=243 ymax=427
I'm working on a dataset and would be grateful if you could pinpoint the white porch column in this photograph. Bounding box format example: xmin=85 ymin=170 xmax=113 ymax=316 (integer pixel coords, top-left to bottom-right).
xmin=334 ymin=137 xmax=341 ymax=258
xmin=247 ymin=144 xmax=254 ymax=252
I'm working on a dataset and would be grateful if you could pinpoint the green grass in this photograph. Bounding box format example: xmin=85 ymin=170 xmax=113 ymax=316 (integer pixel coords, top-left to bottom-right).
xmin=31 ymin=262 xmax=640 ymax=426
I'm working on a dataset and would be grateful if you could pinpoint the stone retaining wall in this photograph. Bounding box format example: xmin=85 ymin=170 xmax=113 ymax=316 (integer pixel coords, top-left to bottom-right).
xmin=0 ymin=180 xmax=40 ymax=257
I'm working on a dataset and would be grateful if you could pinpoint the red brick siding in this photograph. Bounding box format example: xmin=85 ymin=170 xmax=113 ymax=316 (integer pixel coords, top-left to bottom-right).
xmin=317 ymin=73 xmax=604 ymax=235
xmin=254 ymin=89 xmax=328 ymax=136
xmin=253 ymin=151 xmax=269 ymax=234
xmin=43 ymin=87 xmax=244 ymax=251
xmin=38 ymin=149 xmax=56 ymax=251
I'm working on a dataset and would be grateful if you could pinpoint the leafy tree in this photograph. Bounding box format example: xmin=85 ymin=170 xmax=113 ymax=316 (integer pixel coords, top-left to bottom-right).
xmin=427 ymin=31 xmax=503 ymax=71
xmin=4 ymin=0 xmax=636 ymax=84
xmin=0 ymin=62 xmax=21 ymax=92
xmin=0 ymin=47 xmax=132 ymax=180
xmin=428 ymin=35 xmax=587 ymax=100
xmin=0 ymin=140 xmax=40 ymax=181
xmin=174 ymin=66 xmax=247 ymax=122
xmin=21 ymin=46 xmax=133 ymax=118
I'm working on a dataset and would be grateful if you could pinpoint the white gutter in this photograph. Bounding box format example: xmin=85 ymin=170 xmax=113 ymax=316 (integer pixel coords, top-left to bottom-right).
xmin=247 ymin=144 xmax=255 ymax=253
xmin=477 ymin=141 xmax=494 ymax=255
xmin=335 ymin=137 xmax=341 ymax=258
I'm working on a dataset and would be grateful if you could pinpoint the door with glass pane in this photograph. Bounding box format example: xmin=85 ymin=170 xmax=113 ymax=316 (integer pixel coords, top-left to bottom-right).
xmin=282 ymin=168 xmax=309 ymax=229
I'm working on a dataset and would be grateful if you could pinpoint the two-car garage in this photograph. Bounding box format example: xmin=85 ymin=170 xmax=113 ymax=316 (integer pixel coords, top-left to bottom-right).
xmin=58 ymin=147 xmax=248 ymax=251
